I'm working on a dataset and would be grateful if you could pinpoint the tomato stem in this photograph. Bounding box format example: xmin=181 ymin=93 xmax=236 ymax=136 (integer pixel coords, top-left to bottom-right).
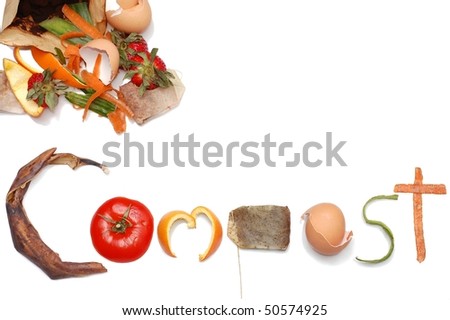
xmin=99 ymin=204 xmax=133 ymax=233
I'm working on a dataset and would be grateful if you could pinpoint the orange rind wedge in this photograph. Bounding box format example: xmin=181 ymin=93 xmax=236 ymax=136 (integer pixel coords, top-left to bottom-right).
xmin=30 ymin=46 xmax=87 ymax=89
xmin=157 ymin=206 xmax=223 ymax=262
xmin=3 ymin=58 xmax=44 ymax=117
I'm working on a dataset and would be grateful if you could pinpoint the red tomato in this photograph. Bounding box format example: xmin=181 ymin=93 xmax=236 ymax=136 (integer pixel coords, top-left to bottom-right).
xmin=90 ymin=197 xmax=154 ymax=263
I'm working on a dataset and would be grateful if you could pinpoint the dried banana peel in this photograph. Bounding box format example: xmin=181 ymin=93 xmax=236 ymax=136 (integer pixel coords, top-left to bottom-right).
xmin=6 ymin=148 xmax=108 ymax=279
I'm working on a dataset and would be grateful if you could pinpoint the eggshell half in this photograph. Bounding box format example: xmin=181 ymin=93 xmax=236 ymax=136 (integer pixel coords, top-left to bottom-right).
xmin=106 ymin=0 xmax=152 ymax=34
xmin=303 ymin=203 xmax=353 ymax=255
xmin=117 ymin=0 xmax=138 ymax=10
xmin=79 ymin=38 xmax=120 ymax=85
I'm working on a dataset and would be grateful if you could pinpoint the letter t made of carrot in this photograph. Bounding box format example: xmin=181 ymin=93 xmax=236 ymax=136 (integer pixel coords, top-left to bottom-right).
xmin=394 ymin=167 xmax=446 ymax=263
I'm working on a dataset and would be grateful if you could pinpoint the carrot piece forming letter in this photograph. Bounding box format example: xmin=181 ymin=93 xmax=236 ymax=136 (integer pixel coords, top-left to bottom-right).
xmin=394 ymin=167 xmax=446 ymax=263
xmin=61 ymin=4 xmax=103 ymax=40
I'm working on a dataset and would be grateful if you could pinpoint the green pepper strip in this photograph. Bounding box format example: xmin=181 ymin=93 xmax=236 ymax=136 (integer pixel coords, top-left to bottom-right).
xmin=356 ymin=194 xmax=398 ymax=264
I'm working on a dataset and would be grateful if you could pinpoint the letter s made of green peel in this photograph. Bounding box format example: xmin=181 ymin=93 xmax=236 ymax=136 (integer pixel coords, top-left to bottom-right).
xmin=356 ymin=194 xmax=399 ymax=264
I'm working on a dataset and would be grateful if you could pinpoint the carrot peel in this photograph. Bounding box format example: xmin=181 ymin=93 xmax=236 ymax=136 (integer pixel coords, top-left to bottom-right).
xmin=61 ymin=4 xmax=103 ymax=40
xmin=81 ymin=69 xmax=134 ymax=117
xmin=107 ymin=108 xmax=127 ymax=134
xmin=80 ymin=70 xmax=114 ymax=120
xmin=60 ymin=31 xmax=87 ymax=43
xmin=93 ymin=53 xmax=102 ymax=79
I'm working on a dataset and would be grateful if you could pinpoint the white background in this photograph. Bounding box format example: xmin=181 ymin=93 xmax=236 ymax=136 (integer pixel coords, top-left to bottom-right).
xmin=2 ymin=0 xmax=450 ymax=319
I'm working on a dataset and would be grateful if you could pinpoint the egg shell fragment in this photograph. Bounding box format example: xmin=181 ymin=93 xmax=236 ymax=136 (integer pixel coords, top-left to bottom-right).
xmin=303 ymin=203 xmax=353 ymax=256
xmin=79 ymin=38 xmax=120 ymax=85
xmin=106 ymin=0 xmax=152 ymax=34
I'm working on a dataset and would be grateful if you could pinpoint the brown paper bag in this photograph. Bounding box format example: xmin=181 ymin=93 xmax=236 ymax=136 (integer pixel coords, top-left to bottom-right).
xmin=0 ymin=0 xmax=105 ymax=52
xmin=1 ymin=0 xmax=19 ymax=31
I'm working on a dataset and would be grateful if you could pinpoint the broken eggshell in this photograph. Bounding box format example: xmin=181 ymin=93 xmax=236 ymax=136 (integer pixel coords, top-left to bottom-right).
xmin=302 ymin=203 xmax=353 ymax=256
xmin=105 ymin=0 xmax=152 ymax=34
xmin=79 ymin=38 xmax=120 ymax=85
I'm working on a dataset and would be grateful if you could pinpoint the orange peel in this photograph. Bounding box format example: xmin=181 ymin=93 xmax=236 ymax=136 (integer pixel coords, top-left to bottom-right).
xmin=13 ymin=47 xmax=42 ymax=74
xmin=30 ymin=46 xmax=87 ymax=89
xmin=157 ymin=206 xmax=223 ymax=261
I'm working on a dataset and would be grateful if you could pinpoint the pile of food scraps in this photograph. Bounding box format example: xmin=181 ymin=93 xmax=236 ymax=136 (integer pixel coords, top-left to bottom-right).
xmin=0 ymin=0 xmax=184 ymax=133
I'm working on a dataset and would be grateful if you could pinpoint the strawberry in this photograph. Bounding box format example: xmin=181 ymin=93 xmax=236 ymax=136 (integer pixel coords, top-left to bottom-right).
xmin=26 ymin=69 xmax=68 ymax=110
xmin=110 ymin=30 xmax=148 ymax=70
xmin=125 ymin=48 xmax=174 ymax=96
xmin=128 ymin=39 xmax=148 ymax=54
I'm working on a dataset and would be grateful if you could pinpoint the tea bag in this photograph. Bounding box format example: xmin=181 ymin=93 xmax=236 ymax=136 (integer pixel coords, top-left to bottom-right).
xmin=228 ymin=205 xmax=291 ymax=250
xmin=119 ymin=70 xmax=185 ymax=125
